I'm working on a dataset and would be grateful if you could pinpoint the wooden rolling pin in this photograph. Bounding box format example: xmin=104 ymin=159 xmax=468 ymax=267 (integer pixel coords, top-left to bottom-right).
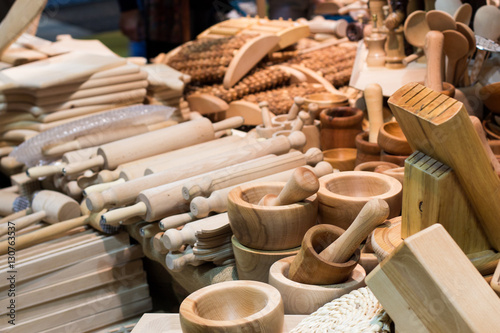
xmin=86 ymin=131 xmax=307 ymax=212
xmin=101 ymin=148 xmax=321 ymax=225
xmin=288 ymin=198 xmax=389 ymax=283
xmin=182 ymin=147 xmax=322 ymax=201
xmin=62 ymin=116 xmax=244 ymax=175
xmin=189 ymin=162 xmax=333 ymax=219
xmin=364 ymin=83 xmax=384 ymax=143
xmin=162 ymin=213 xmax=229 ymax=251
xmin=389 ymin=82 xmax=500 ymax=251
xmin=424 ymin=30 xmax=444 ymax=92
xmin=258 ymin=167 xmax=319 ymax=206
xmin=0 ymin=190 xmax=81 ymax=236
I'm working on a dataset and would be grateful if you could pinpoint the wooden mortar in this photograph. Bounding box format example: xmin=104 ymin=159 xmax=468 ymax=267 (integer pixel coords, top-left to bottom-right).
xmin=317 ymin=171 xmax=402 ymax=230
xmin=355 ymin=132 xmax=381 ymax=166
xmin=322 ymin=148 xmax=357 ymax=171
xmin=179 ymin=280 xmax=284 ymax=333
xmin=320 ymin=107 xmax=364 ymax=150
xmin=377 ymin=121 xmax=412 ymax=156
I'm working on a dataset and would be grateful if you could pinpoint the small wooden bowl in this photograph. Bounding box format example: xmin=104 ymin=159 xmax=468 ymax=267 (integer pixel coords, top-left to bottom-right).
xmin=232 ymin=236 xmax=300 ymax=283
xmin=228 ymin=182 xmax=318 ymax=251
xmin=355 ymin=131 xmax=381 ymax=166
xmin=179 ymin=280 xmax=284 ymax=333
xmin=255 ymin=123 xmax=285 ymax=139
xmin=317 ymin=171 xmax=402 ymax=230
xmin=354 ymin=161 xmax=400 ymax=172
xmin=268 ymin=256 xmax=365 ymax=314
xmin=304 ymin=92 xmax=349 ymax=110
xmin=323 ymin=148 xmax=357 ymax=171
xmin=377 ymin=121 xmax=412 ymax=155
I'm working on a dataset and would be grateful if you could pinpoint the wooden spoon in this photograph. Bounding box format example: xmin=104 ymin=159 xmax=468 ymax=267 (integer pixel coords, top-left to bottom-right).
xmin=258 ymin=166 xmax=319 ymax=206
xmin=442 ymin=30 xmax=469 ymax=84
xmin=453 ymin=3 xmax=473 ymax=26
xmin=455 ymin=22 xmax=476 ymax=86
xmin=426 ymin=10 xmax=457 ymax=31
xmin=403 ymin=10 xmax=429 ymax=64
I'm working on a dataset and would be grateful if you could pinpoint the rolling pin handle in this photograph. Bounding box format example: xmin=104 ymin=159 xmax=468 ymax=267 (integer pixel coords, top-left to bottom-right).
xmin=62 ymin=155 xmax=105 ymax=176
xmin=190 ymin=197 xmax=210 ymax=218
xmin=101 ymin=201 xmax=147 ymax=226
xmin=159 ymin=212 xmax=196 ymax=230
xmin=26 ymin=164 xmax=64 ymax=179
xmin=212 ymin=116 xmax=245 ymax=132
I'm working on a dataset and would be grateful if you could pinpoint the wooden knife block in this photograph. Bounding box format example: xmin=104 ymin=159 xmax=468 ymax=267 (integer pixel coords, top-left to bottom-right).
xmin=366 ymin=224 xmax=500 ymax=332
xmin=402 ymin=151 xmax=491 ymax=254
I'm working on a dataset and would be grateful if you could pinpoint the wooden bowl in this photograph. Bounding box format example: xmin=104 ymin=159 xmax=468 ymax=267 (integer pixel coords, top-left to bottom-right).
xmin=268 ymin=256 xmax=365 ymax=314
xmin=232 ymin=236 xmax=300 ymax=283
xmin=323 ymin=148 xmax=357 ymax=171
xmin=255 ymin=123 xmax=285 ymax=139
xmin=179 ymin=280 xmax=284 ymax=333
xmin=380 ymin=150 xmax=410 ymax=166
xmin=304 ymin=92 xmax=349 ymax=110
xmin=355 ymin=131 xmax=381 ymax=166
xmin=317 ymin=171 xmax=402 ymax=230
xmin=377 ymin=121 xmax=412 ymax=155
xmin=354 ymin=161 xmax=399 ymax=172
xmin=320 ymin=107 xmax=364 ymax=150
xmin=228 ymin=182 xmax=318 ymax=251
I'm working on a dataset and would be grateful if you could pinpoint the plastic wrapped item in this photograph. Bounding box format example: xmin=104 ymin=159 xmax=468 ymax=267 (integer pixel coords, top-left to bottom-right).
xmin=9 ymin=104 xmax=176 ymax=167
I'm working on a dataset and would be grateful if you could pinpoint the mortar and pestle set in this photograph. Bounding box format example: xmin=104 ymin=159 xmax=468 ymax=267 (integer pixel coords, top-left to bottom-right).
xmin=268 ymin=199 xmax=390 ymax=314
xmin=228 ymin=167 xmax=320 ymax=283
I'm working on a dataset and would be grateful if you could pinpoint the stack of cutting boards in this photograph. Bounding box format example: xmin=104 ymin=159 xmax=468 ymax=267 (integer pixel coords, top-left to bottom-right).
xmin=0 ymin=230 xmax=152 ymax=332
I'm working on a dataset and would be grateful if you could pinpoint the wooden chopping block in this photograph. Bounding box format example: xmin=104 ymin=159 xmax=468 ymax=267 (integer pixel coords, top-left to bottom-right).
xmin=189 ymin=162 xmax=333 ymax=219
xmin=403 ymin=151 xmax=491 ymax=254
xmin=86 ymin=132 xmax=307 ymax=212
xmin=366 ymin=224 xmax=500 ymax=332
xmin=388 ymin=82 xmax=500 ymax=251
xmin=101 ymin=148 xmax=320 ymax=224
xmin=62 ymin=116 xmax=244 ymax=175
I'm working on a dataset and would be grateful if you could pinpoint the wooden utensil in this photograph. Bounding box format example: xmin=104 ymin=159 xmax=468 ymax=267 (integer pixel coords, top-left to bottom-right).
xmin=288 ymin=199 xmax=389 ymax=284
xmin=286 ymin=97 xmax=305 ymax=121
xmin=364 ymin=83 xmax=384 ymax=143
xmin=259 ymin=101 xmax=273 ymax=128
xmin=424 ymin=30 xmax=444 ymax=91
xmin=425 ymin=10 xmax=457 ymax=31
xmin=454 ymin=22 xmax=475 ymax=86
xmin=62 ymin=117 xmax=244 ymax=175
xmin=453 ymin=3 xmax=472 ymax=25
xmin=442 ymin=30 xmax=469 ymax=84
xmin=366 ymin=224 xmax=500 ymax=332
xmin=404 ymin=10 xmax=430 ymax=49
xmin=388 ymin=82 xmax=500 ymax=251
xmin=258 ymin=167 xmax=319 ymax=206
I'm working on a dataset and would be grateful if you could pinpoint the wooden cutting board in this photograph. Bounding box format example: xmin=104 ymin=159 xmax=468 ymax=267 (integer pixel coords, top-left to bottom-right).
xmin=366 ymin=224 xmax=500 ymax=332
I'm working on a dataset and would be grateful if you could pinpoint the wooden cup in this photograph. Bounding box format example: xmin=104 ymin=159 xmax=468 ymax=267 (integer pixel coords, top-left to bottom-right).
xmin=268 ymin=256 xmax=365 ymax=314
xmin=228 ymin=182 xmax=318 ymax=251
xmin=317 ymin=171 xmax=402 ymax=230
xmin=355 ymin=131 xmax=381 ymax=166
xmin=377 ymin=121 xmax=412 ymax=156
xmin=179 ymin=280 xmax=284 ymax=333
xmin=320 ymin=107 xmax=364 ymax=150
xmin=322 ymin=148 xmax=357 ymax=171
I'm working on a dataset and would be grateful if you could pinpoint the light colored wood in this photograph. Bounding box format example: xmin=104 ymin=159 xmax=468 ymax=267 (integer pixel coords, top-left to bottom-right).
xmin=258 ymin=167 xmax=319 ymax=206
xmin=186 ymin=93 xmax=229 ymax=115
xmin=179 ymin=280 xmax=284 ymax=333
xmin=471 ymin=116 xmax=500 ymax=173
xmin=364 ymin=83 xmax=384 ymax=143
xmin=290 ymin=64 xmax=342 ymax=95
xmin=402 ymin=151 xmax=491 ymax=254
xmin=492 ymin=261 xmax=500 ymax=296
xmin=259 ymin=101 xmax=273 ymax=128
xmin=190 ymin=162 xmax=333 ymax=218
xmin=371 ymin=216 xmax=403 ymax=261
xmin=377 ymin=121 xmax=412 ymax=155
xmin=388 ymin=82 xmax=500 ymax=251
xmin=0 ymin=0 xmax=47 ymax=56
xmin=404 ymin=10 xmax=429 ymax=49
xmin=0 ymin=45 xmax=47 ymax=65
xmin=227 ymin=100 xmax=268 ymax=126
xmin=425 ymin=10 xmax=457 ymax=31
xmin=223 ymin=35 xmax=280 ymax=89
xmin=317 ymin=171 xmax=402 ymax=230
xmin=37 ymin=102 xmax=140 ymax=123
xmin=366 ymin=224 xmax=500 ymax=332
xmin=287 ymin=97 xmax=304 ymax=121
xmin=86 ymin=133 xmax=306 ymax=212
xmin=424 ymin=30 xmax=444 ymax=91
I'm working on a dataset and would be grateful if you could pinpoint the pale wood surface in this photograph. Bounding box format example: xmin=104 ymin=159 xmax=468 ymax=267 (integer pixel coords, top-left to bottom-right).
xmin=366 ymin=224 xmax=500 ymax=332
xmin=492 ymin=261 xmax=500 ymax=296
xmin=186 ymin=93 xmax=229 ymax=115
xmin=388 ymin=82 xmax=500 ymax=251
xmin=364 ymin=83 xmax=384 ymax=143
xmin=227 ymin=100 xmax=267 ymax=126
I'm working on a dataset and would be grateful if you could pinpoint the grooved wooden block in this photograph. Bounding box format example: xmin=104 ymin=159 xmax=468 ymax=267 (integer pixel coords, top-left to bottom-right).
xmin=366 ymin=224 xmax=500 ymax=333
xmin=402 ymin=151 xmax=491 ymax=254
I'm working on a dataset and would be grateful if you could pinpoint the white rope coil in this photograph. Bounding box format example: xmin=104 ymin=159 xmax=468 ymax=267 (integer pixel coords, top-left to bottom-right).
xmin=289 ymin=287 xmax=391 ymax=333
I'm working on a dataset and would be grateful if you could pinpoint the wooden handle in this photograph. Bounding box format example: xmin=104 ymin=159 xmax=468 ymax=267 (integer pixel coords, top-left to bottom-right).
xmin=159 ymin=212 xmax=195 ymax=230
xmin=31 ymin=190 xmax=81 ymax=223
xmin=212 ymin=116 xmax=244 ymax=132
xmin=287 ymin=96 xmax=305 ymax=120
xmin=259 ymin=101 xmax=272 ymax=128
xmin=101 ymin=202 xmax=147 ymax=226
xmin=62 ymin=155 xmax=104 ymax=176
xmin=0 ymin=210 xmax=46 ymax=236
xmin=26 ymin=164 xmax=65 ymax=178
xmin=0 ymin=215 xmax=88 ymax=255
xmin=402 ymin=49 xmax=424 ymax=66
xmin=83 ymin=178 xmax=126 ymax=196
xmin=424 ymin=30 xmax=444 ymax=91
xmin=299 ymin=110 xmax=313 ymax=126
xmin=166 ymin=247 xmax=204 ymax=272
xmin=290 ymin=117 xmax=304 ymax=132
xmin=258 ymin=166 xmax=319 ymax=206
xmin=319 ymin=198 xmax=389 ymax=263
xmin=364 ymin=83 xmax=384 ymax=143
xmin=470 ymin=116 xmax=500 ymax=173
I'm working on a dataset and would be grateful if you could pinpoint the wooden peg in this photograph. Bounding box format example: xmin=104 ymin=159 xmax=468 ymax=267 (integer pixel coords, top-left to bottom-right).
xmin=424 ymin=30 xmax=444 ymax=91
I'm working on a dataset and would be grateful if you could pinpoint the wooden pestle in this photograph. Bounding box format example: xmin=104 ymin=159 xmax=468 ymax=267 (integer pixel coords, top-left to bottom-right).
xmin=62 ymin=116 xmax=244 ymax=175
xmin=288 ymin=199 xmax=389 ymax=283
xmin=258 ymin=167 xmax=319 ymax=206
xmin=364 ymin=83 xmax=384 ymax=143
xmin=101 ymin=148 xmax=320 ymax=225
xmin=299 ymin=111 xmax=312 ymax=126
xmin=307 ymin=103 xmax=320 ymax=122
xmin=0 ymin=190 xmax=81 ymax=236
xmin=259 ymin=101 xmax=273 ymax=128
xmin=470 ymin=116 xmax=500 ymax=174
xmin=86 ymin=132 xmax=307 ymax=212
xmin=424 ymin=30 xmax=444 ymax=92
xmin=162 ymin=213 xmax=229 ymax=251
xmin=189 ymin=162 xmax=333 ymax=219
xmin=290 ymin=116 xmax=304 ymax=132
xmin=287 ymin=96 xmax=305 ymax=120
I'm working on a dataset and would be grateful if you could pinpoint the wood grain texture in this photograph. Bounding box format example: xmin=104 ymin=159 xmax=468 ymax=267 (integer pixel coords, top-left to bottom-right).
xmin=366 ymin=224 xmax=500 ymax=332
xmin=492 ymin=261 xmax=500 ymax=296
xmin=388 ymin=82 xmax=500 ymax=251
